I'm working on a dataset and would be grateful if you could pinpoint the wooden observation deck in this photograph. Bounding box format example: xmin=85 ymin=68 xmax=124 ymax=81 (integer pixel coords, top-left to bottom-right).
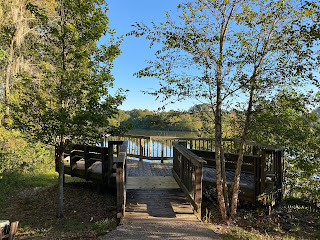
xmin=55 ymin=135 xmax=284 ymax=220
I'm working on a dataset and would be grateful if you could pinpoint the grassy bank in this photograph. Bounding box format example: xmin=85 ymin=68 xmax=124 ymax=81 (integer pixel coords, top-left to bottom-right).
xmin=0 ymin=166 xmax=117 ymax=239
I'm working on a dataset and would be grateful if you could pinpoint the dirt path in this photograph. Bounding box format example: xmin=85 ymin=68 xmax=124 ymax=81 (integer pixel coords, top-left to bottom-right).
xmin=101 ymin=221 xmax=221 ymax=240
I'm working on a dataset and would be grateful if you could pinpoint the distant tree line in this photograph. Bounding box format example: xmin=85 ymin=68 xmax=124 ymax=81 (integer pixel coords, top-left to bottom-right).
xmin=109 ymin=105 xmax=243 ymax=135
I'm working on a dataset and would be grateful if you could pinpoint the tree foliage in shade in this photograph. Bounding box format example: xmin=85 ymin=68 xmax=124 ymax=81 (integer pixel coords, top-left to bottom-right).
xmin=131 ymin=0 xmax=318 ymax=220
xmin=10 ymin=0 xmax=125 ymax=218
xmin=250 ymin=90 xmax=320 ymax=204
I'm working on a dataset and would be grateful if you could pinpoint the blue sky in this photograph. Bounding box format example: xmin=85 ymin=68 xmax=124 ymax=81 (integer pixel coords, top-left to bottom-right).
xmin=100 ymin=0 xmax=196 ymax=111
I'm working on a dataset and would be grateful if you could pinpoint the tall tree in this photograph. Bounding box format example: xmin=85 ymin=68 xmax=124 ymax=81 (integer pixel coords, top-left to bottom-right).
xmin=0 ymin=0 xmax=56 ymax=124
xmin=131 ymin=0 xmax=243 ymax=221
xmin=131 ymin=0 xmax=316 ymax=220
xmin=10 ymin=0 xmax=124 ymax=218
xmin=229 ymin=0 xmax=318 ymax=217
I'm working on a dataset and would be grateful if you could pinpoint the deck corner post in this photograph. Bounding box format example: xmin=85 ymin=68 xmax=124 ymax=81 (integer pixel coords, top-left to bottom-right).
xmin=253 ymin=156 xmax=260 ymax=202
xmin=84 ymin=145 xmax=90 ymax=180
xmin=107 ymin=143 xmax=114 ymax=187
xmin=194 ymin=165 xmax=203 ymax=219
xmin=116 ymin=162 xmax=125 ymax=219
xmin=102 ymin=147 xmax=108 ymax=186
xmin=260 ymin=149 xmax=267 ymax=194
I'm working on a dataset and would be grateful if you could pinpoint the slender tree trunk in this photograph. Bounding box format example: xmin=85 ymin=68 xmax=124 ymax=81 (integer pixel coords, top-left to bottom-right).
xmin=57 ymin=0 xmax=66 ymax=219
xmin=215 ymin=67 xmax=228 ymax=221
xmin=230 ymin=85 xmax=255 ymax=218
xmin=57 ymin=140 xmax=65 ymax=218
xmin=221 ymin=147 xmax=230 ymax=214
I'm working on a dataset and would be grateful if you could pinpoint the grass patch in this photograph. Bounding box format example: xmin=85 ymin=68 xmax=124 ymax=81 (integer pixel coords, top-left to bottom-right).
xmin=0 ymin=168 xmax=58 ymax=209
xmin=0 ymin=166 xmax=117 ymax=239
xmin=92 ymin=218 xmax=118 ymax=236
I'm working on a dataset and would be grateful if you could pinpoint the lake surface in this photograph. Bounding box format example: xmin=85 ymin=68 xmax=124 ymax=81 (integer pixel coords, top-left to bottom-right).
xmin=127 ymin=129 xmax=199 ymax=138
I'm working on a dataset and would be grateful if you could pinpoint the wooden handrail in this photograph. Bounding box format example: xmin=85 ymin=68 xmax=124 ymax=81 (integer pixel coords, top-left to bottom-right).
xmin=172 ymin=141 xmax=205 ymax=219
xmin=106 ymin=135 xmax=284 ymax=162
xmin=111 ymin=141 xmax=128 ymax=219
xmin=172 ymin=141 xmax=206 ymax=167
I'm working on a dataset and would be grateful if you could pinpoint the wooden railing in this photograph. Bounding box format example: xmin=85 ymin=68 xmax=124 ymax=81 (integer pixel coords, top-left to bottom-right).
xmin=105 ymin=134 xmax=279 ymax=162
xmin=172 ymin=141 xmax=207 ymax=219
xmin=190 ymin=147 xmax=284 ymax=204
xmin=106 ymin=135 xmax=284 ymax=204
xmin=56 ymin=141 xmax=128 ymax=219
xmin=111 ymin=141 xmax=128 ymax=219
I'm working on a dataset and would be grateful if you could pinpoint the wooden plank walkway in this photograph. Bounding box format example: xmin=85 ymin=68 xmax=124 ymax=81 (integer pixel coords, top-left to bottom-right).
xmin=126 ymin=159 xmax=254 ymax=189
xmin=125 ymin=160 xmax=198 ymax=223
xmin=104 ymin=159 xmax=221 ymax=239
xmin=126 ymin=159 xmax=172 ymax=177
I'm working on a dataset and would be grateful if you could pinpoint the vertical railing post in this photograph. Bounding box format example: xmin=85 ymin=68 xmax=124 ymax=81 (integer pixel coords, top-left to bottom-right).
xmin=70 ymin=146 xmax=76 ymax=177
xmin=107 ymin=143 xmax=114 ymax=187
xmin=102 ymin=147 xmax=108 ymax=187
xmin=161 ymin=140 xmax=164 ymax=163
xmin=139 ymin=138 xmax=144 ymax=161
xmin=117 ymin=144 xmax=120 ymax=157
xmin=277 ymin=150 xmax=284 ymax=202
xmin=254 ymin=156 xmax=261 ymax=202
xmin=149 ymin=137 xmax=153 ymax=158
xmin=101 ymin=136 xmax=105 ymax=147
xmin=116 ymin=162 xmax=125 ymax=219
xmin=194 ymin=165 xmax=203 ymax=219
xmin=84 ymin=145 xmax=90 ymax=180
xmin=261 ymin=149 xmax=267 ymax=194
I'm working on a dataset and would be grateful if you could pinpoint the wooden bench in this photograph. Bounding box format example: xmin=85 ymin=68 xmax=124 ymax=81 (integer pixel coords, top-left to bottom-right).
xmin=0 ymin=221 xmax=19 ymax=240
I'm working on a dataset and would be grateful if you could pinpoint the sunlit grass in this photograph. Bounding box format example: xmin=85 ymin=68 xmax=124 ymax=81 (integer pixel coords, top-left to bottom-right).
xmin=0 ymin=165 xmax=82 ymax=209
xmin=92 ymin=218 xmax=118 ymax=236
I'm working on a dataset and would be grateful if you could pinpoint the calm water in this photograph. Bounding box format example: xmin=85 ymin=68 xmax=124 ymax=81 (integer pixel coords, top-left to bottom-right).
xmin=127 ymin=129 xmax=199 ymax=138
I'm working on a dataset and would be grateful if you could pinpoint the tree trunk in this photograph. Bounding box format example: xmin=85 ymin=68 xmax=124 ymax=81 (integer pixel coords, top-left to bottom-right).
xmin=230 ymin=85 xmax=255 ymax=218
xmin=214 ymin=69 xmax=228 ymax=221
xmin=57 ymin=140 xmax=65 ymax=218
xmin=221 ymin=147 xmax=230 ymax=214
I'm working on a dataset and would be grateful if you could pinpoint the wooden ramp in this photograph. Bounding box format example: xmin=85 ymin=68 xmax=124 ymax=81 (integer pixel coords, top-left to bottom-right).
xmin=123 ymin=161 xmax=199 ymax=224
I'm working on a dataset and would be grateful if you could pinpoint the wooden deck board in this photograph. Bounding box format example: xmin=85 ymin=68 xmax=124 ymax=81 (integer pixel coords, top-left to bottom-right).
xmin=124 ymin=188 xmax=199 ymax=223
xmin=203 ymin=167 xmax=254 ymax=189
xmin=126 ymin=159 xmax=254 ymax=189
xmin=127 ymin=176 xmax=179 ymax=189
xmin=127 ymin=159 xmax=172 ymax=177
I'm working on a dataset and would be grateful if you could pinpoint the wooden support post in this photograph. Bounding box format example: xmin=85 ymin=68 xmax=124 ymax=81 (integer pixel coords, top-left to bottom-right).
xmin=261 ymin=150 xmax=267 ymax=194
xmin=180 ymin=154 xmax=184 ymax=183
xmin=116 ymin=162 xmax=125 ymax=219
xmin=277 ymin=150 xmax=284 ymax=202
xmin=149 ymin=137 xmax=153 ymax=158
xmin=139 ymin=138 xmax=144 ymax=161
xmin=254 ymin=156 xmax=261 ymax=202
xmin=107 ymin=143 xmax=114 ymax=187
xmin=117 ymin=144 xmax=120 ymax=157
xmin=161 ymin=140 xmax=164 ymax=163
xmin=102 ymin=147 xmax=108 ymax=186
xmin=194 ymin=166 xmax=203 ymax=219
xmin=84 ymin=146 xmax=90 ymax=180
xmin=101 ymin=137 xmax=105 ymax=147
xmin=70 ymin=147 xmax=76 ymax=177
